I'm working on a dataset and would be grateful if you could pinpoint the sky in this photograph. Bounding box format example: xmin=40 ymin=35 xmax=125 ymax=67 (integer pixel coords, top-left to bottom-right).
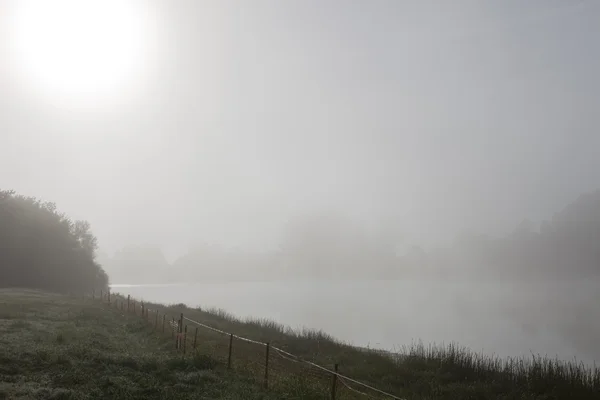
xmin=1 ymin=0 xmax=599 ymax=260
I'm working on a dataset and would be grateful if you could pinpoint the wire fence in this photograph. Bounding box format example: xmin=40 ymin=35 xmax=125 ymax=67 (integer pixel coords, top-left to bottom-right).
xmin=91 ymin=288 xmax=406 ymax=400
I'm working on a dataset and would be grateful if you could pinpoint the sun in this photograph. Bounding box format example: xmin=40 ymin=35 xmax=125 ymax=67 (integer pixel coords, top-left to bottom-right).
xmin=6 ymin=0 xmax=151 ymax=107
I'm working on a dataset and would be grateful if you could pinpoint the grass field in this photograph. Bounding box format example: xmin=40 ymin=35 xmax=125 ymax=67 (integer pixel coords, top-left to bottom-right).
xmin=0 ymin=288 xmax=599 ymax=399
xmin=0 ymin=289 xmax=285 ymax=400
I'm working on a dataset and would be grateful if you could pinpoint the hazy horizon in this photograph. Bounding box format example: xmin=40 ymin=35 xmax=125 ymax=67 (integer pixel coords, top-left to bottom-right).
xmin=2 ymin=1 xmax=600 ymax=259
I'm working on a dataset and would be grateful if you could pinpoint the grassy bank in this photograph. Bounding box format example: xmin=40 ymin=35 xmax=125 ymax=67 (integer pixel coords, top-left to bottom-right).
xmin=1 ymin=289 xmax=598 ymax=399
xmin=0 ymin=289 xmax=287 ymax=400
xmin=121 ymin=292 xmax=600 ymax=400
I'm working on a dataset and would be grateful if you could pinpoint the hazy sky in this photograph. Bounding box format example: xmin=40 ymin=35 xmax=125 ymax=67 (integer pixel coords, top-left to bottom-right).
xmin=1 ymin=1 xmax=599 ymax=259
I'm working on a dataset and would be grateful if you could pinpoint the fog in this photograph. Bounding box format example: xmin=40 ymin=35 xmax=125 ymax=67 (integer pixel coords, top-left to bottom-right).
xmin=1 ymin=1 xmax=600 ymax=364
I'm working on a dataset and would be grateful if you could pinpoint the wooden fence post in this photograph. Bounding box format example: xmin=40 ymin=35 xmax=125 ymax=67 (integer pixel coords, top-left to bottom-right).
xmin=264 ymin=343 xmax=270 ymax=389
xmin=172 ymin=317 xmax=176 ymax=345
xmin=162 ymin=314 xmax=166 ymax=333
xmin=141 ymin=302 xmax=145 ymax=318
xmin=331 ymin=363 xmax=338 ymax=400
xmin=100 ymin=289 xmax=103 ymax=302
xmin=127 ymin=295 xmax=130 ymax=312
xmin=108 ymin=288 xmax=111 ymax=305
xmin=183 ymin=325 xmax=188 ymax=356
xmin=178 ymin=313 xmax=183 ymax=349
xmin=193 ymin=327 xmax=198 ymax=350
xmin=155 ymin=310 xmax=158 ymax=329
xmin=228 ymin=334 xmax=233 ymax=369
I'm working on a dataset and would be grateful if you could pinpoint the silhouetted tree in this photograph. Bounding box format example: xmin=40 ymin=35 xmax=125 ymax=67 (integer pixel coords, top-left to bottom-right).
xmin=0 ymin=189 xmax=108 ymax=293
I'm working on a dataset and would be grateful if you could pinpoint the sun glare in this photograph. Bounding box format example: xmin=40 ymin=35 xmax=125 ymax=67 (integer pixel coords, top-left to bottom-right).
xmin=7 ymin=0 xmax=151 ymax=107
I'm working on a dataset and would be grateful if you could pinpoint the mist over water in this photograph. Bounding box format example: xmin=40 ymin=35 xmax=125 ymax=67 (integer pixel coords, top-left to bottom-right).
xmin=113 ymin=278 xmax=600 ymax=366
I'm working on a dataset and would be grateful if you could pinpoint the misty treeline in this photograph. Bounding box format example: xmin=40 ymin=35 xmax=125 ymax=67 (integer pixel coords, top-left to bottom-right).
xmin=0 ymin=190 xmax=108 ymax=292
xmin=439 ymin=189 xmax=600 ymax=279
xmin=102 ymin=190 xmax=600 ymax=283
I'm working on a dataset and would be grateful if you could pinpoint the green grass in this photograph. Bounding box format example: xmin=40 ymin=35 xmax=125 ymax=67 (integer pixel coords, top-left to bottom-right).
xmin=115 ymin=292 xmax=600 ymax=400
xmin=1 ymin=288 xmax=599 ymax=400
xmin=0 ymin=289 xmax=291 ymax=400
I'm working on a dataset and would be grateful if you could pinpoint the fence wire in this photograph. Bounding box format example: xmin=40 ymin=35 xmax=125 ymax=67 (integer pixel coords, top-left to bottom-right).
xmin=95 ymin=290 xmax=405 ymax=400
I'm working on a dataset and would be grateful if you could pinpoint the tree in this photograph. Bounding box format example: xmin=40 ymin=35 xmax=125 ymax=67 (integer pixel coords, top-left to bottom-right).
xmin=278 ymin=212 xmax=397 ymax=278
xmin=0 ymin=189 xmax=108 ymax=293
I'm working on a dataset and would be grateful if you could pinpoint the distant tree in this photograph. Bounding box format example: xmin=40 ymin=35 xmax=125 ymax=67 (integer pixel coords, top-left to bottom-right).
xmin=460 ymin=190 xmax=600 ymax=278
xmin=0 ymin=189 xmax=108 ymax=293
xmin=278 ymin=212 xmax=397 ymax=278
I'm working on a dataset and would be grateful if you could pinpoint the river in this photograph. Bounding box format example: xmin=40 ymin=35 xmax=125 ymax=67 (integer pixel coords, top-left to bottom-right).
xmin=110 ymin=278 xmax=600 ymax=365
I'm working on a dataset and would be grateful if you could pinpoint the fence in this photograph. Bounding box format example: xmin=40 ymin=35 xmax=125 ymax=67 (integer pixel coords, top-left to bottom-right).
xmin=91 ymin=288 xmax=405 ymax=400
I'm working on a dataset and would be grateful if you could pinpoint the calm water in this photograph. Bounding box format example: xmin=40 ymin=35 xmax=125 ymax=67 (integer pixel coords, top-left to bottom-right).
xmin=111 ymin=279 xmax=599 ymax=364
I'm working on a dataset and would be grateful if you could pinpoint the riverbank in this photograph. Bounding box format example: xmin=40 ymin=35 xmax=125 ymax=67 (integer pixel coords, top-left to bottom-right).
xmin=113 ymin=289 xmax=600 ymax=399
xmin=2 ymin=288 xmax=598 ymax=399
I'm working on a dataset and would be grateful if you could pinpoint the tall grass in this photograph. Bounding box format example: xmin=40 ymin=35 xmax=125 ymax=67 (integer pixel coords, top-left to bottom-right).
xmin=114 ymin=293 xmax=600 ymax=399
xmin=401 ymin=341 xmax=599 ymax=397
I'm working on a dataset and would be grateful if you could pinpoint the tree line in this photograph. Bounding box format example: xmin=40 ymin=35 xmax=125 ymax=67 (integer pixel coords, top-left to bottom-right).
xmin=5 ymin=185 xmax=598 ymax=291
xmin=0 ymin=189 xmax=108 ymax=293
xmin=102 ymin=189 xmax=600 ymax=283
xmin=434 ymin=189 xmax=600 ymax=279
